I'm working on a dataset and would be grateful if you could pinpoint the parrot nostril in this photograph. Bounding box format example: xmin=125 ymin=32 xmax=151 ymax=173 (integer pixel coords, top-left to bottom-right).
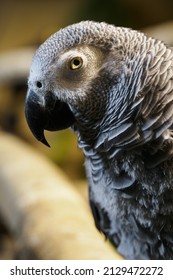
xmin=36 ymin=81 xmax=43 ymax=88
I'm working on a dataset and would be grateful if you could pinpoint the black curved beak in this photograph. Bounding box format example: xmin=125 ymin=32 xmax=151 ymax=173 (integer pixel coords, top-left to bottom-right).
xmin=25 ymin=90 xmax=75 ymax=147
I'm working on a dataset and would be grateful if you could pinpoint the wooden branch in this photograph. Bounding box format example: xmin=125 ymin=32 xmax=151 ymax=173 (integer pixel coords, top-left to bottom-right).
xmin=143 ymin=21 xmax=173 ymax=45
xmin=0 ymin=48 xmax=34 ymax=84
xmin=0 ymin=132 xmax=121 ymax=259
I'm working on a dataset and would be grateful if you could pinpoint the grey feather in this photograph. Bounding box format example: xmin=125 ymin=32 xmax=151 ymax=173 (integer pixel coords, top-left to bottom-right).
xmin=25 ymin=21 xmax=173 ymax=259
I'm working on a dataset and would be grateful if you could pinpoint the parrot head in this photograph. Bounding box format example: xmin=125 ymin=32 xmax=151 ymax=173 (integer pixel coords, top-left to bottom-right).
xmin=25 ymin=21 xmax=130 ymax=147
xmin=26 ymin=21 xmax=163 ymax=151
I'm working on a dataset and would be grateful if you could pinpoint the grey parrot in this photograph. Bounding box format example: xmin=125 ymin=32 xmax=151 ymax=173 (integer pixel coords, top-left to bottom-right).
xmin=25 ymin=21 xmax=173 ymax=259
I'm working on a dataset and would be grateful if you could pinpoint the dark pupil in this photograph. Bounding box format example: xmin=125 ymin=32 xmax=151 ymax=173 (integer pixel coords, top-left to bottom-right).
xmin=36 ymin=81 xmax=42 ymax=88
xmin=73 ymin=59 xmax=80 ymax=66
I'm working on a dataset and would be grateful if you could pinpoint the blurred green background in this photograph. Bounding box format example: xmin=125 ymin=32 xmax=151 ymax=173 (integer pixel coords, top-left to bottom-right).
xmin=0 ymin=0 xmax=173 ymax=259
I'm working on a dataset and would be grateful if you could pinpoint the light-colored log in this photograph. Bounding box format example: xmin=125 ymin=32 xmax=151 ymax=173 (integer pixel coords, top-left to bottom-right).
xmin=143 ymin=21 xmax=173 ymax=45
xmin=0 ymin=132 xmax=121 ymax=259
xmin=0 ymin=48 xmax=34 ymax=84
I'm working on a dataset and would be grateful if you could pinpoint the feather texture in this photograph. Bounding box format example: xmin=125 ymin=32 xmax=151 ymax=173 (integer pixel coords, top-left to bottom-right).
xmin=26 ymin=21 xmax=173 ymax=259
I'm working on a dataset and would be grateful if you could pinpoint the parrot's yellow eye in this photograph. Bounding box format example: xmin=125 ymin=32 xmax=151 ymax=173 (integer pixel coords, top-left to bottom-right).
xmin=70 ymin=57 xmax=83 ymax=70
